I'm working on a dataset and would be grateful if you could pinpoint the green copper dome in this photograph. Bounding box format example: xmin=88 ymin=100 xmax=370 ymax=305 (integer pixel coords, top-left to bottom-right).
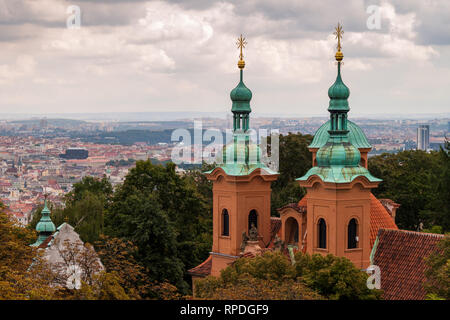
xmin=316 ymin=142 xmax=360 ymax=167
xmin=205 ymin=133 xmax=276 ymax=176
xmin=230 ymin=70 xmax=252 ymax=113
xmin=220 ymin=133 xmax=260 ymax=164
xmin=328 ymin=63 xmax=349 ymax=111
xmin=31 ymin=199 xmax=56 ymax=247
xmin=297 ymin=165 xmax=381 ymax=184
xmin=309 ymin=120 xmax=372 ymax=149
xmin=35 ymin=201 xmax=56 ymax=233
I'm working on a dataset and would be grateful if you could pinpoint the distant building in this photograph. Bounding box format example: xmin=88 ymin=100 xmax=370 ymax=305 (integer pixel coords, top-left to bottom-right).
xmin=59 ymin=148 xmax=89 ymax=160
xmin=417 ymin=125 xmax=430 ymax=150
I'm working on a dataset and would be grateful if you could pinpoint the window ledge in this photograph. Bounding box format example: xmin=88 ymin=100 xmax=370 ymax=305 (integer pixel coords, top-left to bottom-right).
xmin=344 ymin=248 xmax=362 ymax=253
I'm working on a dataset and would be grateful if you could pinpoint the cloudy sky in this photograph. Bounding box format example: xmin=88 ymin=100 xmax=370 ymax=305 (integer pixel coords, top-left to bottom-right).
xmin=0 ymin=0 xmax=448 ymax=116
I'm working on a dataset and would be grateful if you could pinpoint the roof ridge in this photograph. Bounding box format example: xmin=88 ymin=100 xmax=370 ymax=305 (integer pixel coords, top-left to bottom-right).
xmin=379 ymin=228 xmax=445 ymax=238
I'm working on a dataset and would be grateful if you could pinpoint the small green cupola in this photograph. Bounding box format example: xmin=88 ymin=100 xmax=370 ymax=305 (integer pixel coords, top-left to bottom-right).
xmin=230 ymin=35 xmax=252 ymax=132
xmin=31 ymin=195 xmax=56 ymax=247
xmin=297 ymin=23 xmax=381 ymax=184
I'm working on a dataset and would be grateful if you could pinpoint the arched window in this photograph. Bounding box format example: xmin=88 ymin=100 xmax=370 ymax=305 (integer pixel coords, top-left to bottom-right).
xmin=222 ymin=209 xmax=229 ymax=236
xmin=317 ymin=218 xmax=327 ymax=249
xmin=248 ymin=210 xmax=258 ymax=233
xmin=285 ymin=217 xmax=299 ymax=244
xmin=348 ymin=218 xmax=358 ymax=249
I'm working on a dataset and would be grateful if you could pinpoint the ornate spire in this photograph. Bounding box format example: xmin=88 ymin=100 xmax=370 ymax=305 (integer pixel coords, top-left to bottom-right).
xmin=236 ymin=34 xmax=247 ymax=69
xmin=317 ymin=23 xmax=359 ymax=167
xmin=334 ymin=23 xmax=344 ymax=62
xmin=328 ymin=23 xmax=350 ymax=134
xmin=230 ymin=34 xmax=252 ymax=131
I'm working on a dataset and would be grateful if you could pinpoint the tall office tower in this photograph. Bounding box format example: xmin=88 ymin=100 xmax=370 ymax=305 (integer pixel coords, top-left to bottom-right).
xmin=417 ymin=125 xmax=430 ymax=150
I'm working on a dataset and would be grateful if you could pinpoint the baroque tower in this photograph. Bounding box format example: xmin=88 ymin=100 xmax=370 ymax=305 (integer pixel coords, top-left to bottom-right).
xmin=204 ymin=35 xmax=279 ymax=276
xmin=297 ymin=24 xmax=382 ymax=268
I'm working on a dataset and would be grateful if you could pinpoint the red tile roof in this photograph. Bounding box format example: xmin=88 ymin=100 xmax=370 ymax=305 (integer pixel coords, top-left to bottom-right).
xmin=372 ymin=229 xmax=445 ymax=300
xmin=38 ymin=235 xmax=54 ymax=249
xmin=369 ymin=194 xmax=398 ymax=247
xmin=187 ymin=255 xmax=212 ymax=277
xmin=270 ymin=217 xmax=282 ymax=239
xmin=277 ymin=203 xmax=306 ymax=214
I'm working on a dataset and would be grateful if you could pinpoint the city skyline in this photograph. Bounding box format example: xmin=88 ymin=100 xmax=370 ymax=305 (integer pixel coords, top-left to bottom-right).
xmin=0 ymin=0 xmax=448 ymax=116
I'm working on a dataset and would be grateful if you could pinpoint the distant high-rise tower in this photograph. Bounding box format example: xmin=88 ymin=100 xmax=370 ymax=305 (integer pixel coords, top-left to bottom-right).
xmin=417 ymin=125 xmax=430 ymax=150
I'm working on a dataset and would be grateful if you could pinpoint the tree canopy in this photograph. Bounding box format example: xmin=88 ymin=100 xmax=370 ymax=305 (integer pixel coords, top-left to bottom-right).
xmin=195 ymin=251 xmax=381 ymax=300
xmin=369 ymin=146 xmax=449 ymax=232
xmin=104 ymin=160 xmax=212 ymax=294
xmin=270 ymin=133 xmax=313 ymax=215
xmin=424 ymin=235 xmax=450 ymax=300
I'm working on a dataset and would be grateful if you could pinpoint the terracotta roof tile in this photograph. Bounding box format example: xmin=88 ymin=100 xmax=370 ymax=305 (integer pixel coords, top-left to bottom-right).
xmin=270 ymin=217 xmax=282 ymax=238
xmin=187 ymin=255 xmax=212 ymax=277
xmin=372 ymin=229 xmax=444 ymax=300
xmin=369 ymin=194 xmax=398 ymax=247
xmin=277 ymin=203 xmax=306 ymax=214
xmin=38 ymin=235 xmax=53 ymax=248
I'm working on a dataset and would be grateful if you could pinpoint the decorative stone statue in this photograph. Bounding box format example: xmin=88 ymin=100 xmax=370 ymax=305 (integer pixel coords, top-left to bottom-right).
xmin=240 ymin=231 xmax=249 ymax=253
xmin=249 ymin=223 xmax=258 ymax=241
xmin=274 ymin=234 xmax=285 ymax=251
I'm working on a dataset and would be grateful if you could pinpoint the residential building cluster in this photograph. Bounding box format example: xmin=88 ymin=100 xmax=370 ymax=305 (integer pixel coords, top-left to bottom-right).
xmin=0 ymin=135 xmax=172 ymax=225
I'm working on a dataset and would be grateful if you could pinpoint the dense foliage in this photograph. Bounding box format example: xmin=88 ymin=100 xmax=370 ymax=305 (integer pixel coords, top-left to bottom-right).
xmin=369 ymin=145 xmax=449 ymax=232
xmin=104 ymin=160 xmax=212 ymax=294
xmin=424 ymin=235 xmax=450 ymax=300
xmin=28 ymin=163 xmax=212 ymax=296
xmin=195 ymin=251 xmax=381 ymax=300
xmin=269 ymin=133 xmax=313 ymax=215
xmin=0 ymin=207 xmax=57 ymax=299
xmin=2 ymin=203 xmax=179 ymax=300
xmin=30 ymin=176 xmax=112 ymax=244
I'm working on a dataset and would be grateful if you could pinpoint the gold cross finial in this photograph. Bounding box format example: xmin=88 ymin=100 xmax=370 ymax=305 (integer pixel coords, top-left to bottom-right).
xmin=333 ymin=23 xmax=344 ymax=61
xmin=236 ymin=34 xmax=247 ymax=69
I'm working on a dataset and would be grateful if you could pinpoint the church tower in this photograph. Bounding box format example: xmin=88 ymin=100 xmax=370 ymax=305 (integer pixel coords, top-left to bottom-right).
xmin=31 ymin=195 xmax=56 ymax=247
xmin=297 ymin=24 xmax=381 ymax=269
xmin=204 ymin=35 xmax=278 ymax=276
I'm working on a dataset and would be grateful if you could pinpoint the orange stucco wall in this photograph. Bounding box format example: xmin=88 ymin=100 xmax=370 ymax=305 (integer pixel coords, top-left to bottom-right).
xmin=207 ymin=169 xmax=278 ymax=276
xmin=300 ymin=178 xmax=376 ymax=269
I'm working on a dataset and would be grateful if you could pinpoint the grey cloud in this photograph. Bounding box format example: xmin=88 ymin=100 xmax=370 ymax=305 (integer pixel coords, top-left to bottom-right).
xmin=388 ymin=0 xmax=450 ymax=45
xmin=0 ymin=0 xmax=147 ymax=28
